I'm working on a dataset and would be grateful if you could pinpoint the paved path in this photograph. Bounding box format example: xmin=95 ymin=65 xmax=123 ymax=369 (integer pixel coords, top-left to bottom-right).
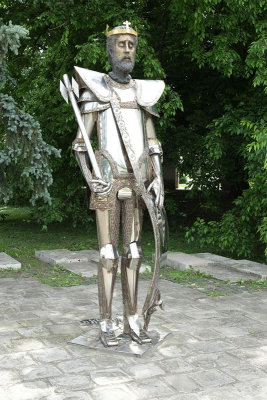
xmin=1 ymin=276 xmax=267 ymax=399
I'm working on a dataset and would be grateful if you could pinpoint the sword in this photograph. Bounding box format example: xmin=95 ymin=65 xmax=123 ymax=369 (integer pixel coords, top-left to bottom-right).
xmin=60 ymin=74 xmax=102 ymax=180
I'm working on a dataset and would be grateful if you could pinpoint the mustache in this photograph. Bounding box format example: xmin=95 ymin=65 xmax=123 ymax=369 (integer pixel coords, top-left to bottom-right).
xmin=122 ymin=56 xmax=132 ymax=61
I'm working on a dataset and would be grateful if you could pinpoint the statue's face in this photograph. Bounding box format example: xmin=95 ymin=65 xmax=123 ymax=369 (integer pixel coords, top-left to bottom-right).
xmin=109 ymin=34 xmax=137 ymax=73
xmin=114 ymin=34 xmax=136 ymax=64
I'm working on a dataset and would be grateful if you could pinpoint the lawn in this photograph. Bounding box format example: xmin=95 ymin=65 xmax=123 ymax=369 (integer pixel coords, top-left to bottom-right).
xmin=0 ymin=206 xmax=221 ymax=267
xmin=1 ymin=206 xmax=266 ymax=293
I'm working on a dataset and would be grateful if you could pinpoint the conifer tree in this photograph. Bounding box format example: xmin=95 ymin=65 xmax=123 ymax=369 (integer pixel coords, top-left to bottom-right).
xmin=0 ymin=20 xmax=60 ymax=205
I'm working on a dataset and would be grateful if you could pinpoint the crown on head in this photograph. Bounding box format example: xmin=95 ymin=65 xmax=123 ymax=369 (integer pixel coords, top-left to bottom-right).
xmin=106 ymin=21 xmax=138 ymax=37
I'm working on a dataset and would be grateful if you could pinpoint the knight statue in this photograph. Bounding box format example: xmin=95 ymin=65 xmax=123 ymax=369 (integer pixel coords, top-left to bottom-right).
xmin=60 ymin=21 xmax=168 ymax=347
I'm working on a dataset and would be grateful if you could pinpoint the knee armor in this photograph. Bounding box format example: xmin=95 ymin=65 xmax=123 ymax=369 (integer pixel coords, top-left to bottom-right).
xmin=126 ymin=241 xmax=143 ymax=271
xmin=100 ymin=243 xmax=119 ymax=270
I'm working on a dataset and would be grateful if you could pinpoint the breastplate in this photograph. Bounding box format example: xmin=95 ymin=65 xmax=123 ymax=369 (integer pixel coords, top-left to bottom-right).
xmin=98 ymin=86 xmax=148 ymax=183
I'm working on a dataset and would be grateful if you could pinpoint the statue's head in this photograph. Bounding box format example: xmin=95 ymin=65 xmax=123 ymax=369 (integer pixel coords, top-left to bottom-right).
xmin=106 ymin=21 xmax=138 ymax=77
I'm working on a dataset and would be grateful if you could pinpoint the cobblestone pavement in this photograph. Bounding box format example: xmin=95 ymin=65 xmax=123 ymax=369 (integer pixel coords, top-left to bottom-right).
xmin=1 ymin=276 xmax=267 ymax=400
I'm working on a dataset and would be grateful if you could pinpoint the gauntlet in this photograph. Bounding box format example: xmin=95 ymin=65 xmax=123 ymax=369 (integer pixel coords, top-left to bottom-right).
xmin=72 ymin=138 xmax=110 ymax=194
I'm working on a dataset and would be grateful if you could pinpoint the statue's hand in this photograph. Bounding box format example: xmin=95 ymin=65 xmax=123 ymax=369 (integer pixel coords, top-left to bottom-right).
xmin=91 ymin=178 xmax=111 ymax=194
xmin=147 ymin=176 xmax=164 ymax=209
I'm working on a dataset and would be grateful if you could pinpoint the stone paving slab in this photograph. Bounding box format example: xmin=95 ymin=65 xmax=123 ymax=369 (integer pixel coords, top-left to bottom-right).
xmin=195 ymin=253 xmax=267 ymax=279
xmin=1 ymin=275 xmax=267 ymax=399
xmin=35 ymin=249 xmax=90 ymax=265
xmin=0 ymin=252 xmax=21 ymax=270
xmin=63 ymin=262 xmax=98 ymax=278
xmin=35 ymin=249 xmax=267 ymax=282
xmin=164 ymin=251 xmax=267 ymax=282
xmin=35 ymin=249 xmax=151 ymax=276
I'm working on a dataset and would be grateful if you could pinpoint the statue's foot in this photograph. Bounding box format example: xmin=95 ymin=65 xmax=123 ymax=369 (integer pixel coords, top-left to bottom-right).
xmin=99 ymin=319 xmax=118 ymax=347
xmin=129 ymin=328 xmax=152 ymax=345
xmin=100 ymin=330 xmax=118 ymax=347
xmin=124 ymin=314 xmax=152 ymax=344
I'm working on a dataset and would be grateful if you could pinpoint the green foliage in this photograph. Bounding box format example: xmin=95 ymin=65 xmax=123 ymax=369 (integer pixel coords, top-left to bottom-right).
xmin=164 ymin=196 xmax=179 ymax=217
xmin=0 ymin=19 xmax=60 ymax=205
xmin=168 ymin=0 xmax=267 ymax=259
xmin=0 ymin=0 xmax=184 ymax=228
xmin=186 ymin=99 xmax=267 ymax=258
xmin=170 ymin=0 xmax=266 ymax=79
xmin=0 ymin=0 xmax=266 ymax=259
xmin=36 ymin=191 xmax=94 ymax=231
xmin=0 ymin=20 xmax=28 ymax=87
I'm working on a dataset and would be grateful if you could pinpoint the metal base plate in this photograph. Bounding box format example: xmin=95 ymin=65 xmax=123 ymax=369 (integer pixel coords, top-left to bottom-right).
xmin=69 ymin=318 xmax=170 ymax=357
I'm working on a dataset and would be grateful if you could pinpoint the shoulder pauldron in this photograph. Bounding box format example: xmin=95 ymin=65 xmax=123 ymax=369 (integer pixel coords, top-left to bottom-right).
xmin=74 ymin=66 xmax=165 ymax=116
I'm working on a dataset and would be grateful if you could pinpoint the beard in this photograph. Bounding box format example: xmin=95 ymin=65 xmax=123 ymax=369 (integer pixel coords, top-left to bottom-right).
xmin=110 ymin=53 xmax=135 ymax=74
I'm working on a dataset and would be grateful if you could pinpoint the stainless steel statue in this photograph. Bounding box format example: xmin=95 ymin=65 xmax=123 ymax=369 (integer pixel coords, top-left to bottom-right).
xmin=60 ymin=21 xmax=167 ymax=348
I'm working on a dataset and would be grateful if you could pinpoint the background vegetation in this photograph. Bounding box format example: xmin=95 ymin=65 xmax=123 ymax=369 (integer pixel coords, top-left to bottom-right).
xmin=0 ymin=0 xmax=266 ymax=260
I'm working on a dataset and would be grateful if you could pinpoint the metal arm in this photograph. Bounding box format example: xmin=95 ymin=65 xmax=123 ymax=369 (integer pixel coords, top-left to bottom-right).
xmin=60 ymin=74 xmax=102 ymax=180
xmin=146 ymin=115 xmax=164 ymax=209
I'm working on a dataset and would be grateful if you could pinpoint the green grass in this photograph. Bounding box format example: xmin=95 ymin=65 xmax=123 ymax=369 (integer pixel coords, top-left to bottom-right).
xmin=0 ymin=206 xmax=100 ymax=286
xmin=0 ymin=206 xmax=33 ymax=221
xmin=236 ymin=278 xmax=267 ymax=290
xmin=160 ymin=265 xmax=215 ymax=291
xmin=0 ymin=208 xmax=98 ymax=263
xmin=159 ymin=265 xmax=261 ymax=296
xmin=162 ymin=266 xmax=212 ymax=282
xmin=26 ymin=262 xmax=87 ymax=287
xmin=0 ymin=206 xmax=217 ymax=268
xmin=0 ymin=206 xmax=266 ymax=292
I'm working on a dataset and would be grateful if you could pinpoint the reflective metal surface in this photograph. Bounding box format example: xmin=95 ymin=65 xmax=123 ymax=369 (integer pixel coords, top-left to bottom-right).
xmin=126 ymin=241 xmax=142 ymax=271
xmin=74 ymin=67 xmax=110 ymax=102
xmin=69 ymin=317 xmax=170 ymax=357
xmin=135 ymin=79 xmax=165 ymax=107
xmin=78 ymin=89 xmax=97 ymax=102
xmin=148 ymin=138 xmax=163 ymax=158
xmin=100 ymin=243 xmax=119 ymax=270
xmin=60 ymin=75 xmax=102 ymax=180
xmin=126 ymin=268 xmax=137 ymax=307
xmin=100 ymin=319 xmax=115 ymax=332
xmin=102 ymin=268 xmax=114 ymax=307
xmin=117 ymin=187 xmax=133 ymax=200
xmin=128 ymin=328 xmax=152 ymax=344
xmin=96 ymin=210 xmax=111 ymax=246
xmin=109 ymin=92 xmax=165 ymax=331
xmin=80 ymin=101 xmax=109 ymax=113
xmin=127 ymin=313 xmax=142 ymax=335
xmin=106 ymin=21 xmax=138 ymax=38
xmin=75 ymin=67 xmax=165 ymax=107
xmin=64 ymin=25 xmax=168 ymax=347
xmin=99 ymin=319 xmax=118 ymax=347
xmin=99 ymin=106 xmax=147 ymax=178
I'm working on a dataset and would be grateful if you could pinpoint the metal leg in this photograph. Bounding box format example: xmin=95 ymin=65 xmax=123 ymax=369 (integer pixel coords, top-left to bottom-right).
xmin=95 ymin=192 xmax=151 ymax=346
xmin=121 ymin=195 xmax=151 ymax=344
xmin=96 ymin=207 xmax=120 ymax=346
